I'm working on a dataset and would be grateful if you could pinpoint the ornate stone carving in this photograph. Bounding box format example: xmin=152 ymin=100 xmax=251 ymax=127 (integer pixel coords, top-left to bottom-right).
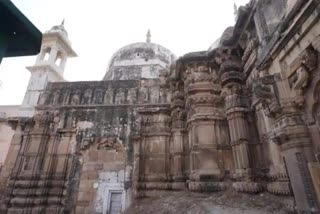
xmin=184 ymin=62 xmax=217 ymax=86
xmin=159 ymin=88 xmax=168 ymax=104
xmin=96 ymin=136 xmax=125 ymax=152
xmin=232 ymin=182 xmax=264 ymax=193
xmin=221 ymin=71 xmax=244 ymax=87
xmin=159 ymin=70 xmax=169 ymax=87
xmin=242 ymin=38 xmax=258 ymax=63
xmin=128 ymin=88 xmax=137 ymax=104
xmin=288 ymin=48 xmax=318 ymax=107
xmin=171 ymin=107 xmax=186 ymax=129
xmin=139 ymin=87 xmax=148 ymax=103
xmin=82 ymin=89 xmax=92 ymax=104
xmin=267 ymin=181 xmax=292 ymax=195
xmin=52 ymin=90 xmax=61 ymax=105
xmin=93 ymin=89 xmax=103 ymax=104
xmin=186 ymin=94 xmax=224 ymax=107
xmin=225 ymin=94 xmax=249 ymax=110
xmin=63 ymin=90 xmax=71 ymax=105
xmin=33 ymin=112 xmax=54 ymax=127
xmin=76 ymin=130 xmax=95 ymax=150
xmin=71 ymin=90 xmax=81 ymax=105
xmin=301 ymin=48 xmax=318 ymax=72
xmin=252 ymin=75 xmax=281 ymax=117
xmin=38 ymin=91 xmax=49 ymax=105
xmin=115 ymin=88 xmax=126 ymax=104
xmin=104 ymin=88 xmax=113 ymax=104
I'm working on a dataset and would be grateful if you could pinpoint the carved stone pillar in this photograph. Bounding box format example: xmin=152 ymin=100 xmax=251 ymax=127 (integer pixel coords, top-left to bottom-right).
xmin=170 ymin=82 xmax=187 ymax=190
xmin=133 ymin=135 xmax=142 ymax=194
xmin=183 ymin=60 xmax=228 ymax=192
xmin=4 ymin=112 xmax=55 ymax=212
xmin=252 ymin=74 xmax=291 ymax=196
xmin=137 ymin=107 xmax=171 ymax=190
xmin=0 ymin=118 xmax=31 ymax=212
xmin=272 ymin=108 xmax=319 ymax=213
xmin=219 ymin=49 xmax=263 ymax=193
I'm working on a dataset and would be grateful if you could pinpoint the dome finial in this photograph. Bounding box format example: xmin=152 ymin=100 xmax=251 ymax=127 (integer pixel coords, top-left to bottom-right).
xmin=61 ymin=18 xmax=65 ymax=26
xmin=146 ymin=29 xmax=151 ymax=43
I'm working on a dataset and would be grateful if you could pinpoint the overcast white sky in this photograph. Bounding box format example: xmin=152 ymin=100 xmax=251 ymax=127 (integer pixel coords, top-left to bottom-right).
xmin=0 ymin=0 xmax=249 ymax=105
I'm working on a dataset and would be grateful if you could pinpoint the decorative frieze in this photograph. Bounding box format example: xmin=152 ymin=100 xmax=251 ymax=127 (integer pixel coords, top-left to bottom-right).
xmin=252 ymin=74 xmax=282 ymax=118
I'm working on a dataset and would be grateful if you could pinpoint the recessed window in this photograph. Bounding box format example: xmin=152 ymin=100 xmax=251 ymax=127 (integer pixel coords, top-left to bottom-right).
xmin=55 ymin=57 xmax=62 ymax=66
xmin=44 ymin=50 xmax=50 ymax=61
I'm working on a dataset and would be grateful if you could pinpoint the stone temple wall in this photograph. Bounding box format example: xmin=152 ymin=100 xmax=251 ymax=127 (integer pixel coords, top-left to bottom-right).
xmin=0 ymin=79 xmax=169 ymax=213
xmin=1 ymin=0 xmax=320 ymax=214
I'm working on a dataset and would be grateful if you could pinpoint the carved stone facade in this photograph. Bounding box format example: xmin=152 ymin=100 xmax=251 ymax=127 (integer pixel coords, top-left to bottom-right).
xmin=1 ymin=0 xmax=320 ymax=213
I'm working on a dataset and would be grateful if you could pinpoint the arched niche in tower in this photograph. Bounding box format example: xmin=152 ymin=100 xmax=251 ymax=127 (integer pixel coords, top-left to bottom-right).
xmin=39 ymin=47 xmax=51 ymax=61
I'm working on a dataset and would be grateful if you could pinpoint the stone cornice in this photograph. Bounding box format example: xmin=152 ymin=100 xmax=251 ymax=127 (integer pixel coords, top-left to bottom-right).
xmin=257 ymin=0 xmax=319 ymax=70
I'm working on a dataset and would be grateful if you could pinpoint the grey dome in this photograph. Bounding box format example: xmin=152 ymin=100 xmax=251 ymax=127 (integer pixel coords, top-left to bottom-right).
xmin=103 ymin=42 xmax=176 ymax=80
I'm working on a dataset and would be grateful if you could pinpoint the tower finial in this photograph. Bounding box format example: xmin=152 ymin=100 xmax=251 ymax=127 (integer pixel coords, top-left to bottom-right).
xmin=146 ymin=29 xmax=151 ymax=43
xmin=233 ymin=2 xmax=238 ymax=18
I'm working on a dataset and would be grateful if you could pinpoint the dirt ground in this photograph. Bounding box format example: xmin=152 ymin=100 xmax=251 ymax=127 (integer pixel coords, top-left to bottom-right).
xmin=124 ymin=190 xmax=295 ymax=214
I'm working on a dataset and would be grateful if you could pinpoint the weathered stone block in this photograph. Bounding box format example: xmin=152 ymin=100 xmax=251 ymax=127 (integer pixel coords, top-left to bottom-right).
xmin=79 ymin=180 xmax=94 ymax=190
xmin=89 ymin=150 xmax=99 ymax=162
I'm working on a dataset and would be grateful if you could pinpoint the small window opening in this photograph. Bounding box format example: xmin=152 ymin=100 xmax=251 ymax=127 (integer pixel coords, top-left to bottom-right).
xmin=42 ymin=47 xmax=51 ymax=61
xmin=55 ymin=52 xmax=64 ymax=67
xmin=44 ymin=51 xmax=50 ymax=61
xmin=55 ymin=57 xmax=62 ymax=67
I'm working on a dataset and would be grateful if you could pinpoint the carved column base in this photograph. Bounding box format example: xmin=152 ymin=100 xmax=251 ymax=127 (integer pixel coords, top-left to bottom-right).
xmin=232 ymin=182 xmax=264 ymax=194
xmin=171 ymin=182 xmax=187 ymax=190
xmin=232 ymin=168 xmax=254 ymax=180
xmin=137 ymin=182 xmax=172 ymax=190
xmin=188 ymin=181 xmax=226 ymax=192
xmin=267 ymin=181 xmax=292 ymax=196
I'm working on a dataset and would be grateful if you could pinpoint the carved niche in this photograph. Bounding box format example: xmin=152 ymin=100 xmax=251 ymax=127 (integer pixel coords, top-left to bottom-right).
xmin=139 ymin=87 xmax=148 ymax=103
xmin=128 ymin=88 xmax=137 ymax=104
xmin=77 ymin=131 xmax=124 ymax=152
xmin=115 ymin=88 xmax=126 ymax=104
xmin=82 ymin=89 xmax=93 ymax=104
xmin=52 ymin=90 xmax=61 ymax=105
xmin=33 ymin=111 xmax=54 ymax=128
xmin=252 ymin=74 xmax=281 ymax=118
xmin=104 ymin=88 xmax=113 ymax=104
xmin=71 ymin=90 xmax=81 ymax=105
xmin=96 ymin=136 xmax=125 ymax=152
xmin=93 ymin=89 xmax=103 ymax=104
xmin=288 ymin=48 xmax=318 ymax=107
xmin=184 ymin=62 xmax=215 ymax=85
xmin=63 ymin=90 xmax=71 ymax=105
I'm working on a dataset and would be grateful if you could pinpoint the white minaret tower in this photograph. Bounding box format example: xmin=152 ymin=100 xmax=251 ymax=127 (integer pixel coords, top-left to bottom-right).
xmin=20 ymin=21 xmax=77 ymax=117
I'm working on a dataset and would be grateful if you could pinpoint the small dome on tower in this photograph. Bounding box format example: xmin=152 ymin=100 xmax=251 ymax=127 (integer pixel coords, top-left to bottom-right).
xmin=103 ymin=30 xmax=176 ymax=80
xmin=49 ymin=20 xmax=68 ymax=38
